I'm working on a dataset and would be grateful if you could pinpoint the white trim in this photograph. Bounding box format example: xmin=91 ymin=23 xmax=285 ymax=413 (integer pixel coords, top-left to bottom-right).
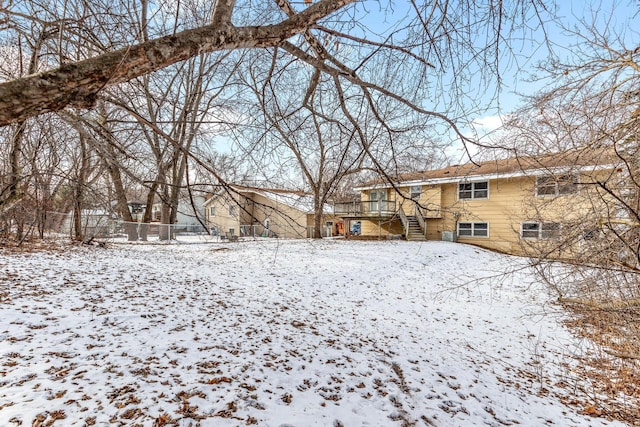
xmin=410 ymin=185 xmax=422 ymax=199
xmin=457 ymin=221 xmax=489 ymax=238
xmin=354 ymin=164 xmax=617 ymax=191
xmin=457 ymin=180 xmax=489 ymax=201
xmin=535 ymin=173 xmax=580 ymax=197
xmin=520 ymin=221 xmax=561 ymax=239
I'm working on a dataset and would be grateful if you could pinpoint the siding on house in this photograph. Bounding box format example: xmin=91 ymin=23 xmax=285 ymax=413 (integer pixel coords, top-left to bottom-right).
xmin=347 ymin=149 xmax=620 ymax=255
xmin=249 ymin=192 xmax=309 ymax=238
xmin=359 ymin=218 xmax=404 ymax=238
xmin=204 ymin=187 xmax=338 ymax=238
xmin=205 ymin=194 xmax=241 ymax=236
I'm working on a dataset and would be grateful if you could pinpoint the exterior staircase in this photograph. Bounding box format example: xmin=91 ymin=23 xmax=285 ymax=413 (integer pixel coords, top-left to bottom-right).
xmin=405 ymin=215 xmax=426 ymax=241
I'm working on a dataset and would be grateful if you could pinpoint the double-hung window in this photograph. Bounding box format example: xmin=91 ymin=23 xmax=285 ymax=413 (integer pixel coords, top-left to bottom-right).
xmin=521 ymin=222 xmax=561 ymax=239
xmin=457 ymin=222 xmax=489 ymax=237
xmin=369 ymin=189 xmax=387 ymax=213
xmin=535 ymin=175 xmax=578 ymax=196
xmin=458 ymin=181 xmax=488 ymax=200
xmin=410 ymin=185 xmax=421 ymax=200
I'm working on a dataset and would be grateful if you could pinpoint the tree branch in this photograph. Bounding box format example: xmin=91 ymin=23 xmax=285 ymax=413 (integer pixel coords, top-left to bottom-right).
xmin=0 ymin=0 xmax=355 ymax=126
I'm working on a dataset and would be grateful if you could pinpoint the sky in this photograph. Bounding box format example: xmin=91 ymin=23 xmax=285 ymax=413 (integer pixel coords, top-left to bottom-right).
xmin=215 ymin=0 xmax=640 ymax=167
xmin=466 ymin=0 xmax=640 ymax=140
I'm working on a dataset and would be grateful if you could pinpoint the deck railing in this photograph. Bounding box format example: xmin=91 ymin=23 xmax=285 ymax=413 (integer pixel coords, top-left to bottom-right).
xmin=334 ymin=200 xmax=398 ymax=217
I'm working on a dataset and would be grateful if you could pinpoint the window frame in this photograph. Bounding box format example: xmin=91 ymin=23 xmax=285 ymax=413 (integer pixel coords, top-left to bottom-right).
xmin=458 ymin=181 xmax=489 ymax=200
xmin=520 ymin=222 xmax=561 ymax=239
xmin=228 ymin=205 xmax=236 ymax=216
xmin=535 ymin=174 xmax=579 ymax=197
xmin=209 ymin=206 xmax=216 ymax=217
xmin=457 ymin=221 xmax=489 ymax=238
xmin=410 ymin=185 xmax=422 ymax=200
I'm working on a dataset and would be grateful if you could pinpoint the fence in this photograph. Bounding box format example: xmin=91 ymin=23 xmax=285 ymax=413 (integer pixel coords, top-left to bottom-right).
xmin=37 ymin=212 xmax=333 ymax=243
xmin=306 ymin=225 xmax=333 ymax=238
xmin=39 ymin=213 xmax=209 ymax=243
xmin=238 ymin=224 xmax=333 ymax=239
xmin=41 ymin=211 xmax=114 ymax=240
xmin=113 ymin=221 xmax=208 ymax=242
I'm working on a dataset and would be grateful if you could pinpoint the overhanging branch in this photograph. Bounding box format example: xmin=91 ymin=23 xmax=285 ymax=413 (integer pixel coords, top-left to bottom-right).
xmin=0 ymin=0 xmax=355 ymax=126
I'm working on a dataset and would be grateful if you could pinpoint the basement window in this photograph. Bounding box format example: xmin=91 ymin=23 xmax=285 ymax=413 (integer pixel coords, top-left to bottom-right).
xmin=521 ymin=222 xmax=561 ymax=239
xmin=457 ymin=222 xmax=489 ymax=237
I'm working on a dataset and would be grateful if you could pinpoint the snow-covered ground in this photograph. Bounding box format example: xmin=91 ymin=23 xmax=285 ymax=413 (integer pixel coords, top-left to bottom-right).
xmin=0 ymin=239 xmax=623 ymax=426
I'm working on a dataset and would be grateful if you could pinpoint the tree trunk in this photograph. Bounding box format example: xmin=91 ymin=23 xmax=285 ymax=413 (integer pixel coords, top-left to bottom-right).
xmin=73 ymin=197 xmax=83 ymax=242
xmin=159 ymin=202 xmax=171 ymax=240
xmin=106 ymin=156 xmax=138 ymax=241
xmin=139 ymin=179 xmax=159 ymax=241
xmin=313 ymin=193 xmax=323 ymax=239
xmin=73 ymin=135 xmax=89 ymax=242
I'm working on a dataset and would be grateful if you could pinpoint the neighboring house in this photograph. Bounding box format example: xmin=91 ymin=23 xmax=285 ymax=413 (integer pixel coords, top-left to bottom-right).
xmin=127 ymin=201 xmax=146 ymax=222
xmin=204 ymin=186 xmax=337 ymax=239
xmin=63 ymin=209 xmax=114 ymax=237
xmin=335 ymin=148 xmax=622 ymax=255
xmin=150 ymin=193 xmax=206 ymax=232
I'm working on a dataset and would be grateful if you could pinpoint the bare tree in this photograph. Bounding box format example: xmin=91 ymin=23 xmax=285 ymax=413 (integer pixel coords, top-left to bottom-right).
xmin=0 ymin=0 xmax=547 ymax=132
xmin=0 ymin=0 xmax=551 ymax=243
xmin=235 ymin=47 xmax=366 ymax=237
xmin=497 ymin=4 xmax=640 ymax=420
xmin=506 ymin=0 xmax=640 ymax=310
xmin=104 ymin=0 xmax=235 ymax=241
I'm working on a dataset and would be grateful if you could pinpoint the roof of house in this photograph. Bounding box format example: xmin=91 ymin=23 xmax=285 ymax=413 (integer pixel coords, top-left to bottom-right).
xmin=205 ymin=185 xmax=334 ymax=215
xmin=357 ymin=147 xmax=620 ymax=190
xmin=241 ymin=188 xmax=334 ymax=215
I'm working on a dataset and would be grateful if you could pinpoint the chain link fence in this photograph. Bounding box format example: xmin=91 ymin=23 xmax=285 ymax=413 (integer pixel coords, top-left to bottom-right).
xmin=36 ymin=212 xmax=335 ymax=243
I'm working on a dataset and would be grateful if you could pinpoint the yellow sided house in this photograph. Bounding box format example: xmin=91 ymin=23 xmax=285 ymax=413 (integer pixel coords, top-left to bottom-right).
xmin=335 ymin=148 xmax=623 ymax=255
xmin=204 ymin=186 xmax=337 ymax=239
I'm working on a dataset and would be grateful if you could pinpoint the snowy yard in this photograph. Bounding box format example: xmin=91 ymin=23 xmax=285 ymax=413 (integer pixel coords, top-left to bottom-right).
xmin=0 ymin=239 xmax=625 ymax=426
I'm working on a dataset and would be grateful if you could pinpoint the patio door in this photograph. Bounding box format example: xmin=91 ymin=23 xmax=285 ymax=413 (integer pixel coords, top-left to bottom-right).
xmin=370 ymin=190 xmax=386 ymax=213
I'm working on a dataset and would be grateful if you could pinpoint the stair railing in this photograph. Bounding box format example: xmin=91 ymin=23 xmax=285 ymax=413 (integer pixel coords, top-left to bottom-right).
xmin=414 ymin=203 xmax=427 ymax=237
xmin=398 ymin=205 xmax=409 ymax=237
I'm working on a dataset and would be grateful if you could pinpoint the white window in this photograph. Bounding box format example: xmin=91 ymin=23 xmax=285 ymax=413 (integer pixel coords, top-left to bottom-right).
xmin=535 ymin=175 xmax=578 ymax=196
xmin=410 ymin=185 xmax=421 ymax=199
xmin=369 ymin=189 xmax=387 ymax=213
xmin=457 ymin=222 xmax=489 ymax=237
xmin=209 ymin=206 xmax=216 ymax=217
xmin=228 ymin=205 xmax=236 ymax=216
xmin=458 ymin=181 xmax=488 ymax=200
xmin=370 ymin=189 xmax=386 ymax=201
xmin=521 ymin=222 xmax=561 ymax=239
